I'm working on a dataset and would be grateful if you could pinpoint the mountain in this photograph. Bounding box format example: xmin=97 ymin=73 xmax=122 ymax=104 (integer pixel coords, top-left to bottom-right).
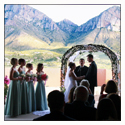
xmin=4 ymin=5 xmax=120 ymax=53
xmin=75 ymin=6 xmax=120 ymax=33
xmin=5 ymin=5 xmax=69 ymax=46
xmin=56 ymin=19 xmax=78 ymax=34
xmin=66 ymin=6 xmax=120 ymax=52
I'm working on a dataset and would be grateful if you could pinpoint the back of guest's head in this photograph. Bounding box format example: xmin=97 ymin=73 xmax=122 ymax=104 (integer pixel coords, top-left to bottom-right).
xmin=68 ymin=87 xmax=76 ymax=103
xmin=80 ymin=79 xmax=90 ymax=88
xmin=68 ymin=62 xmax=75 ymax=69
xmin=105 ymin=80 xmax=118 ymax=94
xmin=48 ymin=90 xmax=64 ymax=111
xmin=26 ymin=63 xmax=32 ymax=68
xmin=96 ymin=98 xmax=117 ymax=120
xmin=107 ymin=93 xmax=121 ymax=120
xmin=74 ymin=86 xmax=89 ymax=102
xmin=19 ymin=58 xmax=25 ymax=65
xmin=11 ymin=58 xmax=18 ymax=66
xmin=37 ymin=63 xmax=43 ymax=72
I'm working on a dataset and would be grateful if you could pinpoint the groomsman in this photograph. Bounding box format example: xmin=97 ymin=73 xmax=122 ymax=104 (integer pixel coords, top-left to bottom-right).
xmin=74 ymin=58 xmax=88 ymax=86
xmin=85 ymin=54 xmax=97 ymax=94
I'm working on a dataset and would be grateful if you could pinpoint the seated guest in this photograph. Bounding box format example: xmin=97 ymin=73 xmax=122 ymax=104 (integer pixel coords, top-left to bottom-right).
xmin=96 ymin=98 xmax=118 ymax=120
xmin=64 ymin=86 xmax=97 ymax=121
xmin=68 ymin=87 xmax=76 ymax=103
xmin=107 ymin=93 xmax=121 ymax=120
xmin=99 ymin=80 xmax=118 ymax=101
xmin=33 ymin=90 xmax=75 ymax=121
xmin=80 ymin=79 xmax=95 ymax=107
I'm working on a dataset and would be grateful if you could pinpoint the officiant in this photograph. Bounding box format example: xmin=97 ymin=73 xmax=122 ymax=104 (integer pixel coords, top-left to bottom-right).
xmin=74 ymin=58 xmax=88 ymax=86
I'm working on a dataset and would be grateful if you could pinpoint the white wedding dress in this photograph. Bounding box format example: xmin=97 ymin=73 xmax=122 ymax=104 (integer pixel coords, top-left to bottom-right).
xmin=64 ymin=51 xmax=80 ymax=103
xmin=64 ymin=70 xmax=77 ymax=103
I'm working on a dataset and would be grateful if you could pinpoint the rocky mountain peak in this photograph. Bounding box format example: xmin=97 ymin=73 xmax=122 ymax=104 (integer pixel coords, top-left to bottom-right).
xmin=76 ymin=6 xmax=120 ymax=32
xmin=5 ymin=5 xmax=60 ymax=31
xmin=56 ymin=19 xmax=78 ymax=34
xmin=60 ymin=19 xmax=78 ymax=26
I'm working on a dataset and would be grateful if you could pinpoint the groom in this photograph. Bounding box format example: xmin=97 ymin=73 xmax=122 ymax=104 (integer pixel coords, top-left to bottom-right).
xmin=85 ymin=54 xmax=97 ymax=94
xmin=74 ymin=58 xmax=88 ymax=86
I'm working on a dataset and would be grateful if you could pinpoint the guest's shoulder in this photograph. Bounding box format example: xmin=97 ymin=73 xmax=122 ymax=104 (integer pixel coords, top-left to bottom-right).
xmin=88 ymin=94 xmax=94 ymax=100
xmin=64 ymin=103 xmax=72 ymax=111
xmin=87 ymin=106 xmax=97 ymax=111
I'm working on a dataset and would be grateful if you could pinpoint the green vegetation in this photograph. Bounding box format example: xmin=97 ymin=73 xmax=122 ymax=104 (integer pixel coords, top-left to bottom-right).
xmin=5 ymin=49 xmax=62 ymax=67
xmin=5 ymin=48 xmax=113 ymax=70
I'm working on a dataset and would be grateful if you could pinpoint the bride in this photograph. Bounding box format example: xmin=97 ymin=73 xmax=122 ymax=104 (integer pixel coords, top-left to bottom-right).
xmin=64 ymin=62 xmax=85 ymax=103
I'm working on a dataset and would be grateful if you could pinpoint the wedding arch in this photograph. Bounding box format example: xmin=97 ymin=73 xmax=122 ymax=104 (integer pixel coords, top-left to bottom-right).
xmin=60 ymin=44 xmax=120 ymax=92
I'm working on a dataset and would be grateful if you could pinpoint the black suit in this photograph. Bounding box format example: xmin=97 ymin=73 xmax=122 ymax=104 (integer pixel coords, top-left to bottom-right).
xmin=74 ymin=65 xmax=88 ymax=86
xmin=33 ymin=111 xmax=75 ymax=121
xmin=85 ymin=61 xmax=97 ymax=94
xmin=64 ymin=100 xmax=97 ymax=121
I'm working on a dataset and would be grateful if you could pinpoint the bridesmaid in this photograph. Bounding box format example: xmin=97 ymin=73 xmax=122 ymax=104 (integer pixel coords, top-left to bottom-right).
xmin=26 ymin=63 xmax=36 ymax=113
xmin=18 ymin=58 xmax=28 ymax=114
xmin=36 ymin=63 xmax=48 ymax=111
xmin=4 ymin=58 xmax=22 ymax=117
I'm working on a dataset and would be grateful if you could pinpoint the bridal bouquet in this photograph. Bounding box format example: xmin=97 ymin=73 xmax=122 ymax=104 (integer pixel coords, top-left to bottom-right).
xmin=32 ymin=74 xmax=37 ymax=83
xmin=26 ymin=73 xmax=32 ymax=77
xmin=41 ymin=74 xmax=48 ymax=81
xmin=20 ymin=74 xmax=26 ymax=79
xmin=32 ymin=74 xmax=37 ymax=78
xmin=41 ymin=74 xmax=48 ymax=85
xmin=20 ymin=74 xmax=26 ymax=78
xmin=25 ymin=73 xmax=32 ymax=82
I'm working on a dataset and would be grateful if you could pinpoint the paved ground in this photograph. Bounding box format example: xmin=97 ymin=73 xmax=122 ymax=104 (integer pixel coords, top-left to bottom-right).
xmin=4 ymin=86 xmax=101 ymax=121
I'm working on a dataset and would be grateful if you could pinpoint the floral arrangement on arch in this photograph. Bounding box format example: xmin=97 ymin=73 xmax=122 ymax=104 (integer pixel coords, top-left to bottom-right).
xmin=60 ymin=79 xmax=66 ymax=93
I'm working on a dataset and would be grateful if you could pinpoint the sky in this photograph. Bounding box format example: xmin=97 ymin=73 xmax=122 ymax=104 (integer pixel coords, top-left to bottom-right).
xmin=29 ymin=4 xmax=120 ymax=26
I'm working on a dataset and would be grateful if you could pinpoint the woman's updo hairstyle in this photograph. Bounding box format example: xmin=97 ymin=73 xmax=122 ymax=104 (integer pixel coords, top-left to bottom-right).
xmin=11 ymin=58 xmax=18 ymax=66
xmin=37 ymin=63 xmax=43 ymax=72
xmin=19 ymin=58 xmax=25 ymax=65
xmin=26 ymin=63 xmax=32 ymax=68
xmin=68 ymin=62 xmax=75 ymax=69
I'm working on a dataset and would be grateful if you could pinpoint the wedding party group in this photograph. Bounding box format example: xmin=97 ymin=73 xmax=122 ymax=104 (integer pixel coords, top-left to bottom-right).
xmin=4 ymin=58 xmax=48 ymax=117
xmin=4 ymin=54 xmax=121 ymax=121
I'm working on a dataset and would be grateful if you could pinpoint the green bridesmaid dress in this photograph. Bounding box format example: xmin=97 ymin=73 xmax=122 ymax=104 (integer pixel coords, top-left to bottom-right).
xmin=20 ymin=71 xmax=29 ymax=114
xmin=27 ymin=78 xmax=36 ymax=113
xmin=36 ymin=75 xmax=48 ymax=110
xmin=17 ymin=73 xmax=21 ymax=115
xmin=4 ymin=70 xmax=21 ymax=117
